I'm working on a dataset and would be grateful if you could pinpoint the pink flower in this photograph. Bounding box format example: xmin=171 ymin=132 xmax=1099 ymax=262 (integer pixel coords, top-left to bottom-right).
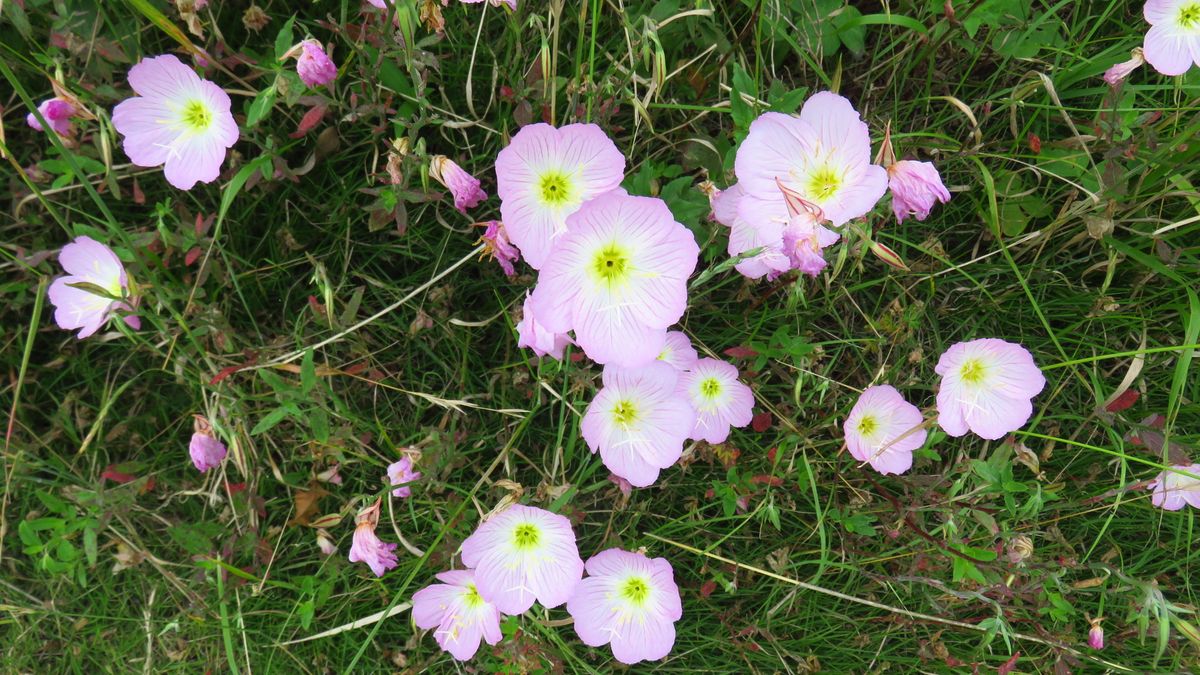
xmin=1088 ymin=620 xmax=1105 ymax=650
xmin=679 ymin=358 xmax=754 ymax=444
xmin=516 ymin=292 xmax=573 ymax=360
xmin=734 ymin=93 xmax=887 ymax=233
xmin=26 ymin=98 xmax=76 ymax=136
xmin=412 ymin=570 xmax=503 ymax=661
xmin=780 ymin=210 xmax=839 ymax=277
xmin=348 ymin=501 xmax=399 ymax=577
xmin=656 ymin=331 xmax=698 ymax=371
xmin=887 ymin=160 xmax=950 ymax=223
xmin=714 ymin=182 xmax=792 ymax=280
xmin=481 ymin=221 xmax=520 ymax=276
xmin=494 ymin=123 xmax=625 ymax=269
xmin=843 ymin=385 xmax=926 ymax=475
xmin=316 ymin=530 xmax=337 ymax=556
xmin=1104 ymin=47 xmax=1146 ymax=85
xmin=112 ymin=54 xmax=239 ymax=190
xmin=47 ymin=236 xmax=141 ymax=339
xmin=189 ymin=414 xmax=228 ymax=472
xmin=935 ymin=339 xmax=1046 ymax=440
xmin=567 ymin=548 xmax=683 ymax=665
xmin=459 ymin=504 xmax=584 ymax=614
xmin=431 ymin=156 xmax=486 ymax=213
xmin=294 ymin=40 xmax=337 ymax=88
xmin=1143 ymin=1 xmax=1200 ymax=76
xmin=387 ymin=456 xmax=421 ymax=498
xmin=1147 ymin=463 xmax=1200 ymax=510
xmin=581 ymin=363 xmax=696 ymax=487
xmin=530 ymin=192 xmax=699 ymax=367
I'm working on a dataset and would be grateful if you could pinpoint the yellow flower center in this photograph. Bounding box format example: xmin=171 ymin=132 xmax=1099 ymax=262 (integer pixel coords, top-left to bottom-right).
xmin=959 ymin=358 xmax=987 ymax=385
xmin=589 ymin=242 xmax=632 ymax=288
xmin=462 ymin=583 xmax=485 ymax=608
xmin=807 ymin=167 xmax=842 ymax=201
xmin=699 ymin=377 xmax=722 ymax=400
xmin=537 ymin=170 xmax=574 ymax=206
xmin=619 ymin=576 xmax=650 ymax=605
xmin=1179 ymin=3 xmax=1200 ymax=28
xmin=611 ymin=399 xmax=639 ymax=427
xmin=512 ymin=523 xmax=541 ymax=550
xmin=181 ymin=100 xmax=212 ymax=131
xmin=856 ymin=415 xmax=878 ymax=436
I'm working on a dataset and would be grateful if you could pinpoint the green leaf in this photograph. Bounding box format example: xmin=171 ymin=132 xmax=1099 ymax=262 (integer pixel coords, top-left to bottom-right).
xmin=729 ymin=63 xmax=756 ymax=135
xmin=35 ymin=489 xmax=70 ymax=516
xmin=84 ymin=526 xmax=98 ymax=567
xmin=309 ymin=408 xmax=329 ymax=443
xmin=246 ymin=85 xmax=277 ymax=128
xmin=300 ymin=349 xmax=316 ymax=396
xmin=274 ymin=15 xmax=296 ymax=61
xmin=251 ymin=406 xmax=292 ymax=435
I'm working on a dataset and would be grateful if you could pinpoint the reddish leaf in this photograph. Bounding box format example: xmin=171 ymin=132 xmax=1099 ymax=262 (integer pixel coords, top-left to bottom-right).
xmin=1028 ymin=132 xmax=1042 ymax=153
xmin=699 ymin=580 xmax=717 ymax=598
xmin=226 ymin=482 xmax=247 ymax=495
xmin=100 ymin=464 xmax=137 ymax=484
xmin=997 ymin=652 xmax=1020 ymax=675
xmin=185 ymin=246 xmax=203 ymax=266
xmin=289 ymin=104 xmax=328 ymax=139
xmin=750 ymin=474 xmax=783 ymax=487
xmin=209 ymin=365 xmax=242 ymax=386
xmin=132 ymin=178 xmax=145 ymax=205
xmin=767 ymin=447 xmax=777 ymax=463
xmin=751 ymin=412 xmax=772 ymax=432
xmin=724 ymin=345 xmax=759 ymax=359
xmin=1104 ymin=389 xmax=1139 ymax=413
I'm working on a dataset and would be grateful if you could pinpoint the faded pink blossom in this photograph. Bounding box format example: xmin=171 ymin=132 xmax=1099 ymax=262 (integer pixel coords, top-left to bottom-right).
xmin=387 ymin=456 xmax=421 ymax=498
xmin=608 ymin=473 xmax=633 ymax=497
xmin=189 ymin=414 xmax=227 ymax=472
xmin=1088 ymin=620 xmax=1105 ymax=650
xmin=431 ymin=156 xmax=487 ymax=213
xmin=656 ymin=331 xmax=698 ymax=371
xmin=567 ymin=548 xmax=683 ymax=665
xmin=887 ymin=160 xmax=950 ymax=223
xmin=1104 ymin=47 xmax=1146 ymax=85
xmin=294 ymin=40 xmax=337 ymax=88
xmin=459 ymin=504 xmax=584 ymax=614
xmin=516 ymin=292 xmax=573 ymax=360
xmin=679 ymin=358 xmax=755 ymax=444
xmin=1147 ymin=463 xmax=1200 ymax=511
xmin=26 ymin=98 xmax=76 ymax=136
xmin=412 ymin=570 xmax=503 ymax=661
xmin=316 ymin=530 xmax=337 ymax=556
xmin=348 ymin=501 xmax=399 ymax=577
xmin=935 ymin=339 xmax=1046 ymax=440
xmin=780 ymin=210 xmax=839 ymax=277
xmin=112 ymin=54 xmax=239 ymax=190
xmin=481 ymin=221 xmax=520 ymax=276
xmin=1142 ymin=1 xmax=1200 ymax=76
xmin=843 ymin=385 xmax=926 ymax=475
xmin=713 ymin=182 xmax=792 ymax=280
xmin=47 ymin=236 xmax=141 ymax=339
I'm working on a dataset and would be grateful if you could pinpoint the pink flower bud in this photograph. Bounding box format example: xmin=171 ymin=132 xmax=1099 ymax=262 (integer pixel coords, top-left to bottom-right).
xmin=430 ymin=156 xmax=487 ymax=213
xmin=887 ymin=160 xmax=950 ymax=223
xmin=1088 ymin=620 xmax=1104 ymax=650
xmin=1104 ymin=48 xmax=1145 ymax=86
xmin=295 ymin=40 xmax=337 ymax=88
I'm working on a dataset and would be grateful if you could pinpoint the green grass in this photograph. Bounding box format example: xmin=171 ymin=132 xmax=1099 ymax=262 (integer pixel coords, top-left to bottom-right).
xmin=2 ymin=0 xmax=1199 ymax=671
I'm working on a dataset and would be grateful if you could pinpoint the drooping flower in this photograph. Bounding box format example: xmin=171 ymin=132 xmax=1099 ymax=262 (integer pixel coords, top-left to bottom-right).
xmin=1088 ymin=619 xmax=1105 ymax=650
xmin=678 ymin=358 xmax=754 ymax=444
xmin=530 ymin=192 xmax=699 ymax=367
xmin=290 ymin=40 xmax=337 ymax=88
xmin=26 ymin=98 xmax=76 ymax=136
xmin=112 ymin=54 xmax=239 ymax=190
xmin=348 ymin=500 xmax=399 ymax=577
xmin=734 ymin=92 xmax=888 ymax=234
xmin=516 ymin=292 xmax=572 ymax=360
xmin=843 ymin=385 xmax=926 ymax=475
xmin=887 ymin=160 xmax=951 ymax=223
xmin=934 ymin=339 xmax=1046 ymax=440
xmin=1104 ymin=47 xmax=1146 ymax=85
xmin=189 ymin=414 xmax=228 ymax=472
xmin=780 ymin=209 xmax=839 ymax=277
xmin=712 ymin=182 xmax=792 ymax=280
xmin=1147 ymin=463 xmax=1200 ymax=511
xmin=47 ymin=236 xmax=141 ymax=339
xmin=431 ymin=156 xmax=487 ymax=213
xmin=1142 ymin=1 xmax=1200 ymax=76
xmin=656 ymin=331 xmax=698 ymax=371
xmin=387 ymin=456 xmax=422 ymax=498
xmin=316 ymin=529 xmax=337 ymax=556
xmin=412 ymin=569 xmax=503 ymax=661
xmin=567 ymin=548 xmax=683 ymax=665
xmin=480 ymin=221 xmax=520 ymax=276
xmin=459 ymin=504 xmax=584 ymax=614
xmin=581 ymin=362 xmax=696 ymax=487
xmin=494 ymin=123 xmax=625 ymax=269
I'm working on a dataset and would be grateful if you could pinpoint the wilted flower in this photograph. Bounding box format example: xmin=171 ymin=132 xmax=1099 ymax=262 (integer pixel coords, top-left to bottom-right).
xmin=431 ymin=156 xmax=487 ymax=213
xmin=387 ymin=456 xmax=421 ymax=498
xmin=780 ymin=209 xmax=839 ymax=277
xmin=26 ymin=98 xmax=76 ymax=136
xmin=242 ymin=4 xmax=269 ymax=31
xmin=47 ymin=236 xmax=140 ymax=339
xmin=112 ymin=55 xmax=239 ymax=190
xmin=412 ymin=570 xmax=503 ymax=661
xmin=935 ymin=339 xmax=1046 ymax=440
xmin=656 ymin=331 xmax=698 ymax=371
xmin=1088 ymin=618 xmax=1105 ymax=650
xmin=1142 ymin=1 xmax=1200 ymax=75
xmin=348 ymin=500 xmax=399 ymax=577
xmin=1147 ymin=463 xmax=1200 ymax=510
xmin=316 ymin=530 xmax=337 ymax=556
xmin=494 ymin=123 xmax=625 ymax=269
xmin=515 ymin=292 xmax=573 ymax=360
xmin=887 ymin=160 xmax=951 ymax=223
xmin=567 ymin=548 xmax=683 ymax=665
xmin=679 ymin=358 xmax=754 ymax=444
xmin=480 ymin=221 xmax=520 ymax=276
xmin=1105 ymin=47 xmax=1146 ymax=85
xmin=189 ymin=414 xmax=228 ymax=472
xmin=713 ymin=181 xmax=792 ymax=280
xmin=582 ymin=363 xmax=696 ymax=487
xmin=843 ymin=385 xmax=926 ymax=475
xmin=459 ymin=504 xmax=584 ymax=614
xmin=530 ymin=192 xmax=699 ymax=367
xmin=289 ymin=40 xmax=337 ymax=88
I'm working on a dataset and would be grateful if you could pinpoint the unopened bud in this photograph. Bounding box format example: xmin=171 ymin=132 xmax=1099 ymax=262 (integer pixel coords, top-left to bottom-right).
xmin=869 ymin=240 xmax=909 ymax=271
xmin=1087 ymin=619 xmax=1105 ymax=650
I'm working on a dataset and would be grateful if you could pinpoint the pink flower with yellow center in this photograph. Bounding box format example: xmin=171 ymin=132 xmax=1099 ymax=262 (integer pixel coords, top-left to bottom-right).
xmin=679 ymin=358 xmax=754 ymax=444
xmin=656 ymin=331 xmax=698 ymax=371
xmin=934 ymin=339 xmax=1046 ymax=440
xmin=412 ymin=570 xmax=503 ymax=661
xmin=843 ymin=385 xmax=926 ymax=475
xmin=1147 ymin=463 xmax=1200 ymax=511
xmin=1143 ymin=0 xmax=1200 ymax=75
